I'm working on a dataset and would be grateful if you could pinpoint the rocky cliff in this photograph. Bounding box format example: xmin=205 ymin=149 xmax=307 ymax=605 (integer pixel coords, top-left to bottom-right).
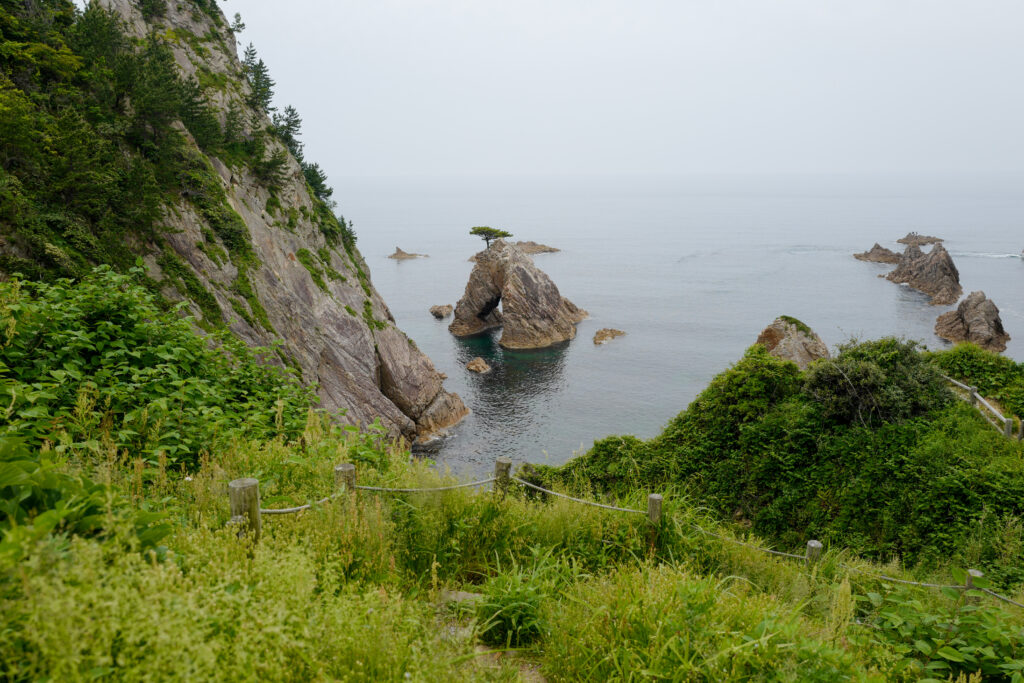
xmin=885 ymin=244 xmax=962 ymax=306
xmin=98 ymin=0 xmax=467 ymax=440
xmin=449 ymin=240 xmax=586 ymax=349
xmin=934 ymin=291 xmax=1010 ymax=352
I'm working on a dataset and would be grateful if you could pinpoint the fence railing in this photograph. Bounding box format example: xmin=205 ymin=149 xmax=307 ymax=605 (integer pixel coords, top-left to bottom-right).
xmin=226 ymin=457 xmax=1023 ymax=610
xmin=944 ymin=375 xmax=1018 ymax=439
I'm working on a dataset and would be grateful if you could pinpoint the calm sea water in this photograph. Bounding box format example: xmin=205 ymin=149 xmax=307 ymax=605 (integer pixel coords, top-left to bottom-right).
xmin=335 ymin=173 xmax=1024 ymax=476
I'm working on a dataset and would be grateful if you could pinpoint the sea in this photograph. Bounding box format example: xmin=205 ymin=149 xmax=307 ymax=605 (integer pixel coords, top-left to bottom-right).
xmin=335 ymin=173 xmax=1024 ymax=476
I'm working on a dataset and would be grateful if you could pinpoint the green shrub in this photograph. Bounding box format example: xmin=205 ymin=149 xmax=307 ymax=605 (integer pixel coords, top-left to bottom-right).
xmin=0 ymin=267 xmax=314 ymax=467
xmin=804 ymin=337 xmax=952 ymax=426
xmin=475 ymin=551 xmax=555 ymax=647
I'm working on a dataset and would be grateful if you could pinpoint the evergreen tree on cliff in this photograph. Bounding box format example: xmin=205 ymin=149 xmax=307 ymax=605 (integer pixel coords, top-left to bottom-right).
xmin=470 ymin=226 xmax=512 ymax=247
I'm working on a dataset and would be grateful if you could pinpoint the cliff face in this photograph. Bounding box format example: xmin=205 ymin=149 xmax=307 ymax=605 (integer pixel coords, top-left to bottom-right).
xmin=98 ymin=0 xmax=467 ymax=439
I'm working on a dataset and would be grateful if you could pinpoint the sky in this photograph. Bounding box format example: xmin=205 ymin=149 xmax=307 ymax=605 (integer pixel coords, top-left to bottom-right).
xmin=218 ymin=2 xmax=1022 ymax=178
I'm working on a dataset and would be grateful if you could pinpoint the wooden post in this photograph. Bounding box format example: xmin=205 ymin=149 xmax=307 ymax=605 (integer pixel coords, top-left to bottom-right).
xmin=806 ymin=539 xmax=823 ymax=565
xmin=229 ymin=477 xmax=261 ymax=543
xmin=494 ymin=458 xmax=511 ymax=497
xmin=647 ymin=494 xmax=663 ymax=525
xmin=1004 ymin=418 xmax=1014 ymax=438
xmin=334 ymin=463 xmax=356 ymax=492
xmin=966 ymin=568 xmax=984 ymax=604
xmin=969 ymin=387 xmax=978 ymax=406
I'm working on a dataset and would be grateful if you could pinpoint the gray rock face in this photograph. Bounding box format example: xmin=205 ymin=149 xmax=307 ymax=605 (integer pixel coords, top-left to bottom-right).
xmin=886 ymin=244 xmax=962 ymax=305
xmin=449 ymin=241 xmax=587 ymax=349
xmin=103 ymin=0 xmax=467 ymax=441
xmin=853 ymin=243 xmax=901 ymax=264
xmin=935 ymin=291 xmax=1010 ymax=352
xmin=755 ymin=317 xmax=830 ymax=370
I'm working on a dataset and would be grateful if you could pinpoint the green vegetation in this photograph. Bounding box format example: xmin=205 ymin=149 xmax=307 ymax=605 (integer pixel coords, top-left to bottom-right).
xmin=541 ymin=339 xmax=1024 ymax=587
xmin=363 ymin=299 xmax=388 ymax=331
xmin=779 ymin=314 xmax=814 ymax=336
xmin=470 ymin=226 xmax=513 ymax=247
xmin=930 ymin=342 xmax=1024 ymax=420
xmin=0 ymin=0 xmax=353 ymax=319
xmin=2 ymin=280 xmax=1023 ymax=679
xmin=295 ymin=248 xmax=327 ymax=293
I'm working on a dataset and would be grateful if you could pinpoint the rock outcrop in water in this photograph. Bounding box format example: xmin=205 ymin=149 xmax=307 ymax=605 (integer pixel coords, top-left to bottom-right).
xmin=593 ymin=329 xmax=626 ymax=345
xmin=466 ymin=357 xmax=492 ymax=373
xmin=886 ymin=244 xmax=962 ymax=305
xmin=897 ymin=232 xmax=943 ymax=246
xmin=389 ymin=247 xmax=427 ymax=260
xmin=96 ymin=0 xmax=467 ymax=441
xmin=429 ymin=305 xmax=453 ymax=319
xmin=853 ymin=243 xmax=901 ymax=264
xmin=468 ymin=241 xmax=559 ymax=262
xmin=755 ymin=317 xmax=830 ymax=370
xmin=934 ymin=291 xmax=1010 ymax=352
xmin=449 ymin=240 xmax=587 ymax=349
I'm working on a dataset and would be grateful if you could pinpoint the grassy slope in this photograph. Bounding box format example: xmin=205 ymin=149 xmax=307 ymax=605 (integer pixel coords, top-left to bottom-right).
xmin=2 ymin=273 xmax=1023 ymax=680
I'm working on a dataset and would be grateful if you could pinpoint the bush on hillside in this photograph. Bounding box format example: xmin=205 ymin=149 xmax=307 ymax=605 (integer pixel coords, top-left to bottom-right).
xmin=0 ymin=266 xmax=316 ymax=467
xmin=542 ymin=338 xmax=1024 ymax=580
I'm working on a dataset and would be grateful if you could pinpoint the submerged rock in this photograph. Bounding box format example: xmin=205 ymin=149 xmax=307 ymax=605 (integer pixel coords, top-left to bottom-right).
xmin=468 ymin=240 xmax=559 ymax=262
xmin=853 ymin=243 xmax=901 ymax=264
xmin=886 ymin=244 xmax=962 ymax=305
xmin=450 ymin=240 xmax=587 ymax=349
xmin=755 ymin=316 xmax=830 ymax=370
xmin=429 ymin=304 xmax=453 ymax=319
xmin=466 ymin=357 xmax=492 ymax=373
xmin=935 ymin=291 xmax=1010 ymax=352
xmin=388 ymin=247 xmax=427 ymax=260
xmin=593 ymin=328 xmax=626 ymax=345
xmin=897 ymin=232 xmax=943 ymax=246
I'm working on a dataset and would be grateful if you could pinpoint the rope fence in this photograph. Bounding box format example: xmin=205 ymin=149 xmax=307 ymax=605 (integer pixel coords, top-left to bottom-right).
xmin=226 ymin=456 xmax=1022 ymax=610
xmin=943 ymin=375 xmax=1019 ymax=439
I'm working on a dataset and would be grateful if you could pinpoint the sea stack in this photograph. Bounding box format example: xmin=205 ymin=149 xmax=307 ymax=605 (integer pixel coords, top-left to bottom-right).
xmin=388 ymin=247 xmax=427 ymax=260
xmin=468 ymin=240 xmax=560 ymax=262
xmin=935 ymin=291 xmax=1010 ymax=352
xmin=449 ymin=240 xmax=587 ymax=349
xmin=896 ymin=232 xmax=943 ymax=247
xmin=885 ymin=243 xmax=962 ymax=305
xmin=429 ymin=304 xmax=453 ymax=319
xmin=853 ymin=243 xmax=901 ymax=264
xmin=755 ymin=316 xmax=830 ymax=370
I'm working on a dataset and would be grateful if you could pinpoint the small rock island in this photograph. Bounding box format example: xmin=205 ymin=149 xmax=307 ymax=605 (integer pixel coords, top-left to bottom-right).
xmin=449 ymin=240 xmax=586 ymax=349
xmin=853 ymin=243 xmax=901 ymax=264
xmin=935 ymin=291 xmax=1010 ymax=352
xmin=886 ymin=243 xmax=962 ymax=305
xmin=388 ymin=247 xmax=427 ymax=260
xmin=755 ymin=316 xmax=830 ymax=370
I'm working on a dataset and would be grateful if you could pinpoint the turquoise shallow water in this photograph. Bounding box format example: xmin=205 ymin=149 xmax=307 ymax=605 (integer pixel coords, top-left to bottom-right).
xmin=335 ymin=173 xmax=1024 ymax=476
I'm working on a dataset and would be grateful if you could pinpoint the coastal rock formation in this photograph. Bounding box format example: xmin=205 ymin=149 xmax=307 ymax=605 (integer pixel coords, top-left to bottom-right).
xmin=96 ymin=0 xmax=466 ymax=441
xmin=885 ymin=244 xmax=962 ymax=305
xmin=388 ymin=247 xmax=427 ymax=260
xmin=429 ymin=305 xmax=453 ymax=319
xmin=469 ymin=241 xmax=559 ymax=262
xmin=897 ymin=232 xmax=943 ymax=246
xmin=466 ymin=357 xmax=492 ymax=373
xmin=450 ymin=240 xmax=587 ymax=349
xmin=755 ymin=317 xmax=830 ymax=370
xmin=935 ymin=291 xmax=1010 ymax=352
xmin=853 ymin=243 xmax=901 ymax=264
xmin=594 ymin=329 xmax=626 ymax=345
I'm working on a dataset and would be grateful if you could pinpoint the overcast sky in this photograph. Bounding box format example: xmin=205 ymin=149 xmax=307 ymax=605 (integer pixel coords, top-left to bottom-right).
xmin=220 ymin=1 xmax=1022 ymax=179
